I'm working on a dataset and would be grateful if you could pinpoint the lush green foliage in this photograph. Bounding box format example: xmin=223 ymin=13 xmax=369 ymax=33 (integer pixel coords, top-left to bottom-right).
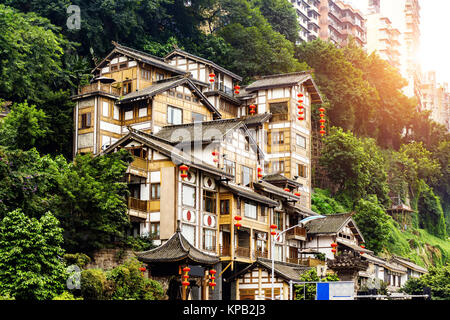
xmin=402 ymin=264 xmax=450 ymax=300
xmin=0 ymin=146 xmax=133 ymax=252
xmin=63 ymin=253 xmax=92 ymax=269
xmin=79 ymin=259 xmax=164 ymax=300
xmin=311 ymin=188 xmax=346 ymax=215
xmin=417 ymin=183 xmax=447 ymax=239
xmin=0 ymin=102 xmax=50 ymax=151
xmin=319 ymin=127 xmax=390 ymax=208
xmin=107 ymin=259 xmax=164 ymax=300
xmin=0 ymin=209 xmax=67 ymax=300
xmin=353 ymin=196 xmax=391 ymax=254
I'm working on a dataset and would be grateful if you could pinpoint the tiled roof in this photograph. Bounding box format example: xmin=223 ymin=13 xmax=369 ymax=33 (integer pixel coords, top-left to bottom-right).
xmin=101 ymin=128 xmax=233 ymax=180
xmin=262 ymin=174 xmax=302 ymax=187
xmin=154 ymin=118 xmax=244 ymax=144
xmin=94 ymin=42 xmax=185 ymax=75
xmin=245 ymin=72 xmax=323 ymax=104
xmin=116 ymin=75 xmax=221 ymax=117
xmin=253 ymin=181 xmax=299 ymax=201
xmin=137 ymin=228 xmax=219 ymax=265
xmin=165 ymin=48 xmax=243 ymax=81
xmin=337 ymin=239 xmax=373 ymax=254
xmin=221 ymin=182 xmax=279 ymax=207
xmin=305 ymin=213 xmax=353 ymax=234
xmin=391 ymin=256 xmax=427 ymax=274
xmin=239 ymin=113 xmax=272 ymax=126
xmin=225 ymin=258 xmax=311 ymax=282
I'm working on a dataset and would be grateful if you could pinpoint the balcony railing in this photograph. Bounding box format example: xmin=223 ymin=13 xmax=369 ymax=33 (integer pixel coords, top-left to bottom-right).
xmin=130 ymin=157 xmax=147 ymax=171
xmin=286 ymin=226 xmax=307 ymax=240
xmin=255 ymin=250 xmax=269 ymax=259
xmin=128 ymin=197 xmax=148 ymax=212
xmin=78 ymin=82 xmax=121 ymax=96
xmin=235 ymin=246 xmax=251 ymax=258
xmin=287 ymin=257 xmax=324 ymax=267
xmin=210 ymin=82 xmax=234 ymax=96
xmin=220 ymin=246 xmax=231 ymax=257
xmin=270 ymin=113 xmax=289 ymax=122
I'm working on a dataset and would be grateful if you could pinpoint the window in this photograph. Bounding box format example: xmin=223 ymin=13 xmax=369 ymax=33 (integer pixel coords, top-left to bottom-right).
xmin=259 ymin=206 xmax=268 ymax=223
xmin=192 ymin=112 xmax=205 ymax=123
xmin=296 ymin=134 xmax=306 ymax=148
xmin=203 ymin=190 xmax=216 ymax=214
xmin=181 ymin=223 xmax=195 ymax=245
xmin=223 ymin=160 xmax=235 ymax=177
xmin=272 ymin=161 xmax=285 ymax=173
xmin=274 ymin=244 xmax=283 ymax=261
xmin=81 ymin=113 xmax=92 ymax=129
xmin=273 ymin=211 xmax=282 ymax=229
xmin=124 ymin=106 xmax=133 ymax=120
xmin=167 ymin=106 xmax=182 ymax=125
xmin=156 ymin=72 xmax=164 ymax=81
xmin=244 ymin=137 xmax=250 ymax=151
xmin=150 ymin=222 xmax=160 ymax=239
xmin=241 ymin=166 xmax=253 ymax=187
xmin=220 ymin=200 xmax=230 ymax=215
xmin=272 ymin=131 xmax=284 ymax=145
xmin=244 ymin=202 xmax=257 ymax=219
xmin=151 ymin=183 xmax=161 ymax=200
xmin=182 ymin=184 xmax=196 ymax=207
xmin=119 ymin=63 xmax=128 ymax=69
xmin=176 ymin=93 xmax=183 ymax=99
xmin=122 ymin=82 xmax=132 ymax=95
xmin=102 ymin=102 xmax=109 ymax=117
xmin=203 ymin=229 xmax=216 ymax=251
xmin=297 ymin=163 xmax=307 ymax=178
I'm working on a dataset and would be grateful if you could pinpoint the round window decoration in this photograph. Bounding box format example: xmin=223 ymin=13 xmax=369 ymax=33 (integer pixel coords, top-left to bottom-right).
xmin=203 ymin=176 xmax=216 ymax=189
xmin=183 ymin=209 xmax=195 ymax=223
xmin=203 ymin=214 xmax=216 ymax=227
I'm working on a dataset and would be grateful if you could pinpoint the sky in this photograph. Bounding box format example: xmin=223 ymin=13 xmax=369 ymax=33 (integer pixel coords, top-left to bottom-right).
xmin=345 ymin=0 xmax=450 ymax=85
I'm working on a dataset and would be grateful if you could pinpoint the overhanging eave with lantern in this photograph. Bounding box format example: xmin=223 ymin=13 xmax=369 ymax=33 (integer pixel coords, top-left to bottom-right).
xmin=137 ymin=225 xmax=220 ymax=300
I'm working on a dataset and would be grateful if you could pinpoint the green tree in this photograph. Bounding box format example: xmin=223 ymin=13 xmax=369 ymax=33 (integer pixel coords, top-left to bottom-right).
xmin=402 ymin=264 xmax=450 ymax=300
xmin=319 ymin=127 xmax=390 ymax=208
xmin=417 ymin=183 xmax=447 ymax=239
xmin=311 ymin=188 xmax=347 ymax=215
xmin=294 ymin=268 xmax=339 ymax=300
xmin=0 ymin=209 xmax=67 ymax=300
xmin=107 ymin=258 xmax=164 ymax=300
xmin=0 ymin=102 xmax=50 ymax=151
xmin=252 ymin=0 xmax=299 ymax=42
xmin=353 ymin=196 xmax=391 ymax=254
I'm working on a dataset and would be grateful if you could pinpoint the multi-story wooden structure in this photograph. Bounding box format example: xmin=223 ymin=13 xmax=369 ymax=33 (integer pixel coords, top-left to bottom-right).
xmin=74 ymin=42 xmax=398 ymax=300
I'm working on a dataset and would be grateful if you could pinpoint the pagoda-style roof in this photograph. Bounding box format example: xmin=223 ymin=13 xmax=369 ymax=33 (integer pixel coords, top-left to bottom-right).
xmin=262 ymin=173 xmax=302 ymax=189
xmin=239 ymin=113 xmax=272 ymax=127
xmin=328 ymin=251 xmax=369 ymax=273
xmin=253 ymin=181 xmax=300 ymax=202
xmin=137 ymin=227 xmax=219 ymax=266
xmin=391 ymin=256 xmax=427 ymax=274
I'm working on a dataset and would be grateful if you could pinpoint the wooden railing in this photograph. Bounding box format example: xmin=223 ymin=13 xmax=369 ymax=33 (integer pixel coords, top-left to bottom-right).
xmin=287 ymin=257 xmax=324 ymax=267
xmin=78 ymin=82 xmax=120 ymax=96
xmin=286 ymin=226 xmax=307 ymax=240
xmin=235 ymin=246 xmax=251 ymax=258
xmin=255 ymin=250 xmax=269 ymax=259
xmin=128 ymin=197 xmax=148 ymax=212
xmin=270 ymin=113 xmax=288 ymax=122
xmin=220 ymin=246 xmax=231 ymax=257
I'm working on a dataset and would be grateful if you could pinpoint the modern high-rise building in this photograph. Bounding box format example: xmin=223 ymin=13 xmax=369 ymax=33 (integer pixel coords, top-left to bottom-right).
xmin=367 ymin=0 xmax=422 ymax=103
xmin=318 ymin=0 xmax=366 ymax=47
xmin=290 ymin=0 xmax=321 ymax=43
xmin=366 ymin=14 xmax=401 ymax=69
xmin=422 ymin=71 xmax=450 ymax=131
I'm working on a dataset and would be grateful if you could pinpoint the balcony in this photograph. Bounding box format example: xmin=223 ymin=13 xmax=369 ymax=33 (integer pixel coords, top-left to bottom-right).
xmin=286 ymin=226 xmax=307 ymax=241
xmin=286 ymin=257 xmax=324 ymax=267
xmin=255 ymin=250 xmax=269 ymax=259
xmin=78 ymin=82 xmax=120 ymax=96
xmin=235 ymin=246 xmax=251 ymax=258
xmin=220 ymin=245 xmax=231 ymax=257
xmin=209 ymin=82 xmax=234 ymax=96
xmin=130 ymin=157 xmax=148 ymax=171
xmin=128 ymin=197 xmax=148 ymax=212
xmin=270 ymin=113 xmax=289 ymax=122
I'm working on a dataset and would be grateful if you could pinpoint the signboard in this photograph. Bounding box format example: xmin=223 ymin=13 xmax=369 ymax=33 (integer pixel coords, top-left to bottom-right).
xmin=316 ymin=282 xmax=354 ymax=300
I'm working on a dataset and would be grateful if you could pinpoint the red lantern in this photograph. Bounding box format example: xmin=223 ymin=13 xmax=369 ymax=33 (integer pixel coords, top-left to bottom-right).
xmin=212 ymin=151 xmax=219 ymax=163
xmin=320 ymin=130 xmax=326 ymax=136
xmin=210 ymin=269 xmax=217 ymax=275
xmin=183 ymin=267 xmax=191 ymax=273
xmin=139 ymin=267 xmax=146 ymax=272
xmin=319 ymin=108 xmax=325 ymax=113
xmin=297 ymin=93 xmax=304 ymax=98
xmin=257 ymin=168 xmax=263 ymax=179
xmin=320 ymin=113 xmax=325 ymax=118
xmin=331 ymin=248 xmax=337 ymax=254
xmin=297 ymin=105 xmax=304 ymax=109
xmin=298 ymin=116 xmax=304 ymax=121
xmin=284 ymin=188 xmax=290 ymax=192
xmin=234 ymin=85 xmax=240 ymax=94
xmin=234 ymin=216 xmax=242 ymax=229
xmin=298 ymin=99 xmax=303 ymax=104
xmin=235 ymin=222 xmax=242 ymax=229
xmin=294 ymin=192 xmax=301 ymax=197
xmin=180 ymin=165 xmax=189 ymax=179
xmin=331 ymin=242 xmax=338 ymax=248
xmin=298 ymin=110 xmax=304 ymax=115
xmin=320 ymin=125 xmax=325 ymax=129
xmin=320 ymin=119 xmax=326 ymax=124
xmin=182 ymin=281 xmax=190 ymax=287
xmin=249 ymin=104 xmax=256 ymax=115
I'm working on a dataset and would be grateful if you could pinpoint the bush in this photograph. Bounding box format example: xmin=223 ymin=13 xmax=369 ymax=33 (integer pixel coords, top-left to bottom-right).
xmin=107 ymin=258 xmax=164 ymax=300
xmin=53 ymin=292 xmax=83 ymax=300
xmin=80 ymin=269 xmax=111 ymax=300
xmin=64 ymin=253 xmax=91 ymax=269
xmin=294 ymin=268 xmax=339 ymax=300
